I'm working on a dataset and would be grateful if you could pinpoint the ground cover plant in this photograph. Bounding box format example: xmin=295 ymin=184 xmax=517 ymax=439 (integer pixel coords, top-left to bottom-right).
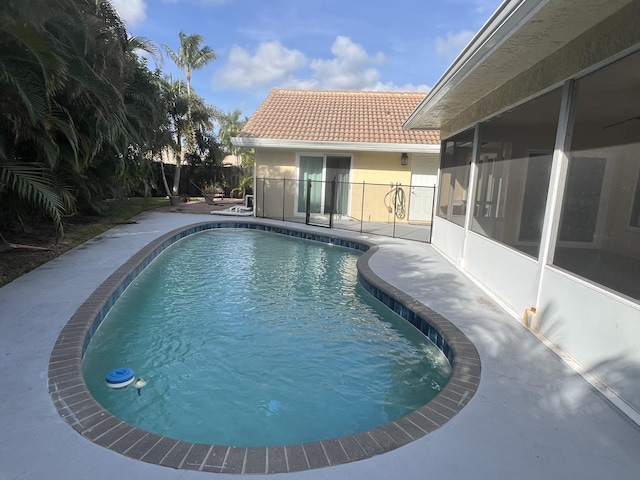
xmin=0 ymin=197 xmax=168 ymax=287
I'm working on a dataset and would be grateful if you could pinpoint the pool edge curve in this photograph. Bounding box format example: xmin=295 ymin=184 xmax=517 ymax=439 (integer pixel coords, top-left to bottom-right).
xmin=48 ymin=221 xmax=481 ymax=474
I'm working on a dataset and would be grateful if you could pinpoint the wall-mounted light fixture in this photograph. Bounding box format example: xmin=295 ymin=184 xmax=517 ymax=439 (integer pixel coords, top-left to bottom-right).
xmin=400 ymin=152 xmax=409 ymax=166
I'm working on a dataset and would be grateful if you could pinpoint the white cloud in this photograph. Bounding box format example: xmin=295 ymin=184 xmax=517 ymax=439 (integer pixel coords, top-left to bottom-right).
xmin=215 ymin=41 xmax=307 ymax=90
xmin=111 ymin=0 xmax=147 ymax=27
xmin=216 ymin=35 xmax=428 ymax=93
xmin=435 ymin=30 xmax=475 ymax=60
xmin=370 ymin=82 xmax=431 ymax=93
xmin=302 ymin=36 xmax=385 ymax=90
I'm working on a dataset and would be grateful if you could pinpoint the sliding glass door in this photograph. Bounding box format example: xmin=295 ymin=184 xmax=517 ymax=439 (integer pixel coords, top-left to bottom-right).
xmin=297 ymin=155 xmax=323 ymax=213
xmin=297 ymin=154 xmax=351 ymax=215
xmin=325 ymin=156 xmax=350 ymax=215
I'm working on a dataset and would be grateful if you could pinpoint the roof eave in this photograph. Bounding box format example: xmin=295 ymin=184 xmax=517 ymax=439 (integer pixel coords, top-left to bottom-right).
xmin=231 ymin=137 xmax=439 ymax=153
xmin=404 ymin=0 xmax=549 ymax=130
xmin=405 ymin=0 xmax=638 ymax=131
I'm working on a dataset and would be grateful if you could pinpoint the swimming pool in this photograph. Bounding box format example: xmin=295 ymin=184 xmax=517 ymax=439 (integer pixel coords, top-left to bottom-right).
xmin=82 ymin=230 xmax=452 ymax=446
xmin=49 ymin=221 xmax=481 ymax=473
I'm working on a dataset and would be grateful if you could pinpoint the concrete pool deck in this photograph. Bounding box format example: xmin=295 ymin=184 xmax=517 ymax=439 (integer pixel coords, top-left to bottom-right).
xmin=1 ymin=211 xmax=640 ymax=479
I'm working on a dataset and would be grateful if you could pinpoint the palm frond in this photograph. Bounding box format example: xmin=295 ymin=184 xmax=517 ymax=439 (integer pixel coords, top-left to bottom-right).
xmin=0 ymin=17 xmax=69 ymax=94
xmin=0 ymin=162 xmax=72 ymax=239
xmin=127 ymin=35 xmax=163 ymax=67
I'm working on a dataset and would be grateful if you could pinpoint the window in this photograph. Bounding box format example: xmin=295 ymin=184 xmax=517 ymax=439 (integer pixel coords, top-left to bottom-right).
xmin=519 ymin=152 xmax=554 ymax=243
xmin=437 ymin=129 xmax=474 ymax=226
xmin=297 ymin=154 xmax=351 ymax=215
xmin=553 ymin=51 xmax=640 ymax=300
xmin=470 ymin=88 xmax=562 ymax=258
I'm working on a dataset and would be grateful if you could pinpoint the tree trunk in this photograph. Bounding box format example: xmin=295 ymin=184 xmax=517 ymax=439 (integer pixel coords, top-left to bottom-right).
xmin=160 ymin=161 xmax=172 ymax=197
xmin=172 ymin=160 xmax=182 ymax=195
xmin=172 ymin=131 xmax=184 ymax=196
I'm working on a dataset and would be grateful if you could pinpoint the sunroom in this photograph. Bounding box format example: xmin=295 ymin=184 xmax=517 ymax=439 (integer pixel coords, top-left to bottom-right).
xmin=405 ymin=0 xmax=640 ymax=413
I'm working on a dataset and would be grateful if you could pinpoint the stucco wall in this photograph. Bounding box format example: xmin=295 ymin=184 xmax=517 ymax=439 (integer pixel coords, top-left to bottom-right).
xmin=463 ymin=232 xmax=540 ymax=315
xmin=255 ymin=148 xmax=296 ymax=178
xmin=441 ymin=2 xmax=640 ymax=138
xmin=254 ymin=148 xmax=435 ymax=222
xmin=431 ymin=217 xmax=465 ymax=265
xmin=351 ymin=151 xmax=413 ymax=222
xmin=539 ymin=267 xmax=640 ymax=412
xmin=254 ymin=149 xmax=297 ymax=218
xmin=351 ymin=151 xmax=412 ymax=185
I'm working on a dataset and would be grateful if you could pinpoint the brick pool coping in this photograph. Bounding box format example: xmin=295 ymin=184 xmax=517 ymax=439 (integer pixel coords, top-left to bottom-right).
xmin=48 ymin=221 xmax=481 ymax=474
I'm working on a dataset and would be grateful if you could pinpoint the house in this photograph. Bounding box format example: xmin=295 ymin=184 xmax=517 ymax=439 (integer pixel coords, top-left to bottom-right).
xmin=404 ymin=0 xmax=640 ymax=413
xmin=232 ymin=89 xmax=440 ymax=226
xmin=222 ymin=154 xmax=241 ymax=167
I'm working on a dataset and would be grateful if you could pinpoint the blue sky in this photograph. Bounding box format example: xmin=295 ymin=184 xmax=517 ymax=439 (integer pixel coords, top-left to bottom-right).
xmin=112 ymin=0 xmax=503 ymax=119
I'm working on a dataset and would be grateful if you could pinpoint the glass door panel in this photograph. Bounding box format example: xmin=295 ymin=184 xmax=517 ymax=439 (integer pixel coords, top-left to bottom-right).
xmin=298 ymin=156 xmax=323 ymax=213
xmin=325 ymin=156 xmax=350 ymax=215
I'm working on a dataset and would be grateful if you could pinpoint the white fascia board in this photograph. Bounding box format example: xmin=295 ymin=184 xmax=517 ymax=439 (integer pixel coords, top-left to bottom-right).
xmin=404 ymin=0 xmax=548 ymax=130
xmin=231 ymin=137 xmax=440 ymax=153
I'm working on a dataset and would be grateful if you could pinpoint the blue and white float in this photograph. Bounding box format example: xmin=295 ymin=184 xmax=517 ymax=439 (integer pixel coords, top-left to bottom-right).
xmin=105 ymin=367 xmax=135 ymax=389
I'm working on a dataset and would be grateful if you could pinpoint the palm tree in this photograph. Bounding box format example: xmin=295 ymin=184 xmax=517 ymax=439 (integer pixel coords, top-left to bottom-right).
xmin=157 ymin=76 xmax=216 ymax=197
xmin=156 ymin=77 xmax=189 ymax=196
xmin=218 ymin=109 xmax=246 ymax=165
xmin=163 ymin=32 xmax=216 ymax=195
xmin=163 ymin=31 xmax=216 ymax=98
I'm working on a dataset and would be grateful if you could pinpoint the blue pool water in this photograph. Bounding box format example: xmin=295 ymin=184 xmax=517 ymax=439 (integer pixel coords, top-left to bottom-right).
xmin=83 ymin=230 xmax=451 ymax=447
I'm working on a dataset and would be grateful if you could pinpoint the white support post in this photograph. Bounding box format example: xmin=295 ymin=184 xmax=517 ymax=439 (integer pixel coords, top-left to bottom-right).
xmin=460 ymin=123 xmax=481 ymax=265
xmin=534 ymin=80 xmax=577 ymax=308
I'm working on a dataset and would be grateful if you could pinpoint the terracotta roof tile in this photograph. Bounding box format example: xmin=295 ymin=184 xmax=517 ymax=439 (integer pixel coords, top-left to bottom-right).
xmin=239 ymin=89 xmax=440 ymax=145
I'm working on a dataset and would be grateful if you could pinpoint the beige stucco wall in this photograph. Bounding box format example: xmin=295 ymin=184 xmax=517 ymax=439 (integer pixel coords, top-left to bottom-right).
xmin=254 ymin=149 xmax=297 ymax=218
xmin=254 ymin=148 xmax=433 ymax=222
xmin=441 ymin=1 xmax=640 ymax=138
xmin=255 ymin=148 xmax=296 ymax=178
xmin=351 ymin=151 xmax=413 ymax=223
xmin=351 ymin=151 xmax=412 ymax=185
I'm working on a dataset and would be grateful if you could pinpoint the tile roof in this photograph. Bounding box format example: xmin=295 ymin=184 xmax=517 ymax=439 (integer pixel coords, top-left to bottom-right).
xmin=239 ymin=89 xmax=440 ymax=146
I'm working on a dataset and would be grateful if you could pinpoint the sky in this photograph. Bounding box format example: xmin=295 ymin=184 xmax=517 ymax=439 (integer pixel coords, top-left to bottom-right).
xmin=111 ymin=0 xmax=504 ymax=119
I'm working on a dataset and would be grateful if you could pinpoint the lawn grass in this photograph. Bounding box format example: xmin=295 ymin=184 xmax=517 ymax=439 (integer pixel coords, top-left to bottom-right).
xmin=63 ymin=197 xmax=170 ymax=245
xmin=0 ymin=197 xmax=170 ymax=288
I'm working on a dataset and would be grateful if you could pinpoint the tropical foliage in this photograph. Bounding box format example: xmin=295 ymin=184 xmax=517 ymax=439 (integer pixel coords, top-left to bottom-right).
xmin=218 ymin=109 xmax=253 ymax=197
xmin=0 ymin=0 xmax=167 ymax=239
xmin=1 ymin=1 xmax=243 ymax=242
xmin=156 ymin=76 xmax=223 ymax=195
xmin=163 ymin=31 xmax=217 ymax=194
xmin=218 ymin=109 xmax=246 ymax=159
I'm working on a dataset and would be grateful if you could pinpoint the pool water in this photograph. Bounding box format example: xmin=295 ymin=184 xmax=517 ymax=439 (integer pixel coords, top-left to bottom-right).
xmin=83 ymin=230 xmax=451 ymax=447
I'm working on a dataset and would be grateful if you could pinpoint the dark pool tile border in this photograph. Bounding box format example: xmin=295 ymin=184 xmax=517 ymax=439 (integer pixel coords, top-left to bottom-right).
xmin=48 ymin=220 xmax=481 ymax=474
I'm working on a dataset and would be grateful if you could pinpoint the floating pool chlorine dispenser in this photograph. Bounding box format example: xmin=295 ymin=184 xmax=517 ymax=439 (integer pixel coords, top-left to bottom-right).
xmin=105 ymin=367 xmax=135 ymax=389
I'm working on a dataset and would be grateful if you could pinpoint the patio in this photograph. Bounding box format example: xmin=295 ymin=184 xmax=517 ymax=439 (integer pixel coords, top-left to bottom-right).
xmin=1 ymin=210 xmax=639 ymax=479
